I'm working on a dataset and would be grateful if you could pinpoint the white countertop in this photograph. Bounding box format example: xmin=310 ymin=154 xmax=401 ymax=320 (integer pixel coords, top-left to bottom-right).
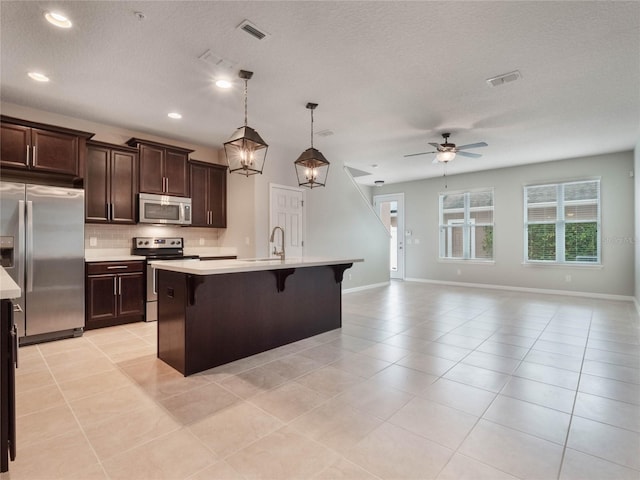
xmin=0 ymin=266 xmax=21 ymax=299
xmin=150 ymin=257 xmax=363 ymax=276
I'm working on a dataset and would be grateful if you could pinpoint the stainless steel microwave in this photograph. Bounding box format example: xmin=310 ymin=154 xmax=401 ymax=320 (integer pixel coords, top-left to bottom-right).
xmin=138 ymin=193 xmax=192 ymax=225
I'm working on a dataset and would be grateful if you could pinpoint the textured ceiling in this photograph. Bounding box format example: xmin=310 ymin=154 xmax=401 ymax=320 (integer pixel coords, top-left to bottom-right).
xmin=1 ymin=1 xmax=639 ymax=185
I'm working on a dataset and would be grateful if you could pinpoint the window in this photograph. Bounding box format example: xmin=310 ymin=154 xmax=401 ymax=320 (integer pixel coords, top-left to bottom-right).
xmin=524 ymin=180 xmax=600 ymax=264
xmin=439 ymin=189 xmax=494 ymax=260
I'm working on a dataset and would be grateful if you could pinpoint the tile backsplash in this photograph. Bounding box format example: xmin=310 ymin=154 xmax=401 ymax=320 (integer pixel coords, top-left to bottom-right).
xmin=85 ymin=224 xmax=221 ymax=249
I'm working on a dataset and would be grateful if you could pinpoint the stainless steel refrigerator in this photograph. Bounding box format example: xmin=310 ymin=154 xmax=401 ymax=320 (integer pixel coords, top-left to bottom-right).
xmin=0 ymin=182 xmax=84 ymax=344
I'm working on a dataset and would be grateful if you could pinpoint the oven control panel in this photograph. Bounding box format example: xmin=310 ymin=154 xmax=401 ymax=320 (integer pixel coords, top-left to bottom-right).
xmin=133 ymin=237 xmax=183 ymax=249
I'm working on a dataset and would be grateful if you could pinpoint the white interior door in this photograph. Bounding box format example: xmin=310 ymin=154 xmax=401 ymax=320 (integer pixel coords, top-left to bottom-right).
xmin=373 ymin=193 xmax=405 ymax=279
xmin=269 ymin=184 xmax=305 ymax=258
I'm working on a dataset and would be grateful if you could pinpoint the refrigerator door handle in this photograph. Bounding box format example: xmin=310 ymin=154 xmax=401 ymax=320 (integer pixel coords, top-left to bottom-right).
xmin=152 ymin=267 xmax=158 ymax=295
xmin=17 ymin=200 xmax=25 ymax=292
xmin=26 ymin=200 xmax=34 ymax=293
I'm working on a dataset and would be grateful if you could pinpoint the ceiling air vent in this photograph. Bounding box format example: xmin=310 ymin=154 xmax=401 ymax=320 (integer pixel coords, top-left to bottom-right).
xmin=237 ymin=20 xmax=271 ymax=40
xmin=198 ymin=50 xmax=236 ymax=70
xmin=486 ymin=70 xmax=522 ymax=87
xmin=315 ymin=129 xmax=334 ymax=138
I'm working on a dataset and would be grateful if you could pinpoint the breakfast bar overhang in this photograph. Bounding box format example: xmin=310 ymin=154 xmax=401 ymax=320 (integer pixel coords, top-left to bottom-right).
xmin=151 ymin=257 xmax=361 ymax=376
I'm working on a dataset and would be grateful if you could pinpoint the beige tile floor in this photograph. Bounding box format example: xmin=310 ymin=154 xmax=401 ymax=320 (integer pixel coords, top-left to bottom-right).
xmin=2 ymin=281 xmax=640 ymax=480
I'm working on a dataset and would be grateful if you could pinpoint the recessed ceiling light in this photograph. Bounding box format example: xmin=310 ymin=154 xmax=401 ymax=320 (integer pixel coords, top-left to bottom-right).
xmin=44 ymin=11 xmax=72 ymax=28
xmin=215 ymin=79 xmax=233 ymax=89
xmin=167 ymin=112 xmax=182 ymax=119
xmin=28 ymin=72 xmax=50 ymax=82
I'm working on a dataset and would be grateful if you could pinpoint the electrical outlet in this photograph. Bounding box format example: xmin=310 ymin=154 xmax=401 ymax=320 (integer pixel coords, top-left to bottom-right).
xmin=199 ymin=238 xmax=205 ymax=246
xmin=89 ymin=237 xmax=97 ymax=247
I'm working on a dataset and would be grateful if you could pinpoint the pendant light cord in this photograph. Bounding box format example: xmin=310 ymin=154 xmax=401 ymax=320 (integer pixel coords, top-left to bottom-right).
xmin=310 ymin=108 xmax=314 ymax=149
xmin=243 ymin=79 xmax=248 ymax=127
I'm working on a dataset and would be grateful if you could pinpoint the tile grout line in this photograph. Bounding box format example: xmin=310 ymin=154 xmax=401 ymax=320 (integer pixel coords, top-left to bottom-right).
xmin=431 ymin=302 xmax=558 ymax=479
xmin=555 ymin=309 xmax=593 ymax=480
xmin=34 ymin=343 xmax=111 ymax=480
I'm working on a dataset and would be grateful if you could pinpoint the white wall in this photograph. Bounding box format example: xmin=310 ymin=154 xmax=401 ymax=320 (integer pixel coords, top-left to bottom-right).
xmin=243 ymin=138 xmax=390 ymax=290
xmin=635 ymin=140 xmax=640 ymax=307
xmin=375 ymin=151 xmax=635 ymax=297
xmin=303 ymin=165 xmax=390 ymax=290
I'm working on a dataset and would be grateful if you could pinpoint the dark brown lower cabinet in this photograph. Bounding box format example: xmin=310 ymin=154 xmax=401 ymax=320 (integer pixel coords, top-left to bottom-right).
xmin=85 ymin=261 xmax=145 ymax=329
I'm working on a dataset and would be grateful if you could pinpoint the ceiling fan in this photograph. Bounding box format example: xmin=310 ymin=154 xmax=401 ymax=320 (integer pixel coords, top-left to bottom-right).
xmin=404 ymin=132 xmax=488 ymax=163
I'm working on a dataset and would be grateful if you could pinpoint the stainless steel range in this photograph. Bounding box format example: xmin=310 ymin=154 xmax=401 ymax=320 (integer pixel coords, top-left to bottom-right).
xmin=132 ymin=237 xmax=198 ymax=322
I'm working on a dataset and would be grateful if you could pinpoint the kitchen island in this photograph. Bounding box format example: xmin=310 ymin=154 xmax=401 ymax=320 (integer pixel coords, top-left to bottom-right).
xmin=151 ymin=257 xmax=361 ymax=376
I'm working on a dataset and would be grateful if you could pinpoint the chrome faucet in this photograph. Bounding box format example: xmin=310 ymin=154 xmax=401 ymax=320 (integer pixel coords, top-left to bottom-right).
xmin=270 ymin=226 xmax=285 ymax=261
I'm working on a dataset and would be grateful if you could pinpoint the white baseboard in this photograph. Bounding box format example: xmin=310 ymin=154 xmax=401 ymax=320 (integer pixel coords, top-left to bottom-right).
xmin=342 ymin=281 xmax=390 ymax=294
xmin=404 ymin=277 xmax=634 ymax=303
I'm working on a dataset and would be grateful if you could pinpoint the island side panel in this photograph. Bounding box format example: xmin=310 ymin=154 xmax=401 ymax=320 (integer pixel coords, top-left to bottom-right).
xmin=157 ymin=265 xmax=344 ymax=376
xmin=157 ymin=270 xmax=188 ymax=374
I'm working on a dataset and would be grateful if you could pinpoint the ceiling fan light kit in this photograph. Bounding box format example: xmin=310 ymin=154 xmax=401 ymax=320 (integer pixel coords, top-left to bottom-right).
xmin=294 ymin=102 xmax=330 ymax=189
xmin=436 ymin=150 xmax=456 ymax=163
xmin=224 ymin=70 xmax=269 ymax=177
xmin=405 ymin=132 xmax=488 ymax=165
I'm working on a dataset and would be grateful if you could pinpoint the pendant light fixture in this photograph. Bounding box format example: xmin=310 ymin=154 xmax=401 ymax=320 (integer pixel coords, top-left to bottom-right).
xmin=224 ymin=70 xmax=268 ymax=176
xmin=294 ymin=102 xmax=330 ymax=189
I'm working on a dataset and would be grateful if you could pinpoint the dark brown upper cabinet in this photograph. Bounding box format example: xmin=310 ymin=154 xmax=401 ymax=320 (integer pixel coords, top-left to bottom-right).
xmin=126 ymin=138 xmax=193 ymax=197
xmin=189 ymin=160 xmax=227 ymax=228
xmin=85 ymin=141 xmax=138 ymax=224
xmin=0 ymin=116 xmax=94 ymax=181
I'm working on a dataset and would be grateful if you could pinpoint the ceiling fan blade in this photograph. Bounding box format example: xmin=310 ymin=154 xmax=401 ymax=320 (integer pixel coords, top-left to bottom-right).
xmin=457 ymin=151 xmax=483 ymax=158
xmin=432 ymin=158 xmax=440 ymax=164
xmin=404 ymin=151 xmax=436 ymax=158
xmin=428 ymin=142 xmax=441 ymax=149
xmin=456 ymin=142 xmax=488 ymax=150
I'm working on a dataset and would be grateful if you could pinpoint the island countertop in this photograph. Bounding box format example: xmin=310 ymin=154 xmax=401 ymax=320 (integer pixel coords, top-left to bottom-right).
xmin=150 ymin=257 xmax=363 ymax=275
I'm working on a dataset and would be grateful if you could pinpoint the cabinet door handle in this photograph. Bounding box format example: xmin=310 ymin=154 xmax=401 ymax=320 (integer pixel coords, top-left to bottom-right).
xmin=118 ymin=276 xmax=122 ymax=295
xmin=113 ymin=277 xmax=117 ymax=296
xmin=26 ymin=145 xmax=30 ymax=164
xmin=110 ymin=203 xmax=114 ymax=220
xmin=107 ymin=265 xmax=128 ymax=270
xmin=165 ymin=177 xmax=169 ymax=193
xmin=32 ymin=145 xmax=36 ymax=164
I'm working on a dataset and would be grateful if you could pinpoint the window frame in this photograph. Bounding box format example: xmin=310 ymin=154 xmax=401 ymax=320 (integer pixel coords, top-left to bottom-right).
xmin=439 ymin=188 xmax=494 ymax=262
xmin=523 ymin=179 xmax=601 ymax=265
